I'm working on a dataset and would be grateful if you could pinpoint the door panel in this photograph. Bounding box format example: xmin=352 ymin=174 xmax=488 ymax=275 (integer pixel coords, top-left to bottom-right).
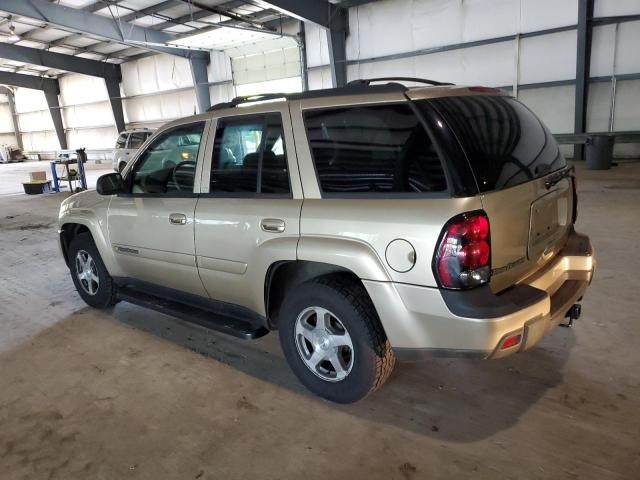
xmin=108 ymin=196 xmax=206 ymax=296
xmin=194 ymin=108 xmax=301 ymax=316
xmin=107 ymin=121 xmax=210 ymax=296
xmin=194 ymin=198 xmax=302 ymax=314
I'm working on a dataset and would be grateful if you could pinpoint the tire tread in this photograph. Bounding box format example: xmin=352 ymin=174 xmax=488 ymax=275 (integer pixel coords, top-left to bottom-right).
xmin=311 ymin=275 xmax=396 ymax=397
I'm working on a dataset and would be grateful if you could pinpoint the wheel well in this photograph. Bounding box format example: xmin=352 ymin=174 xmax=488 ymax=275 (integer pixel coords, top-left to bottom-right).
xmin=264 ymin=261 xmax=363 ymax=329
xmin=60 ymin=223 xmax=92 ymax=266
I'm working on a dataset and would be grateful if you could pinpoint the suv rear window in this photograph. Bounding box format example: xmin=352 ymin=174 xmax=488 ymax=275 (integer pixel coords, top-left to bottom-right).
xmin=424 ymin=96 xmax=566 ymax=192
xmin=303 ymin=104 xmax=447 ymax=195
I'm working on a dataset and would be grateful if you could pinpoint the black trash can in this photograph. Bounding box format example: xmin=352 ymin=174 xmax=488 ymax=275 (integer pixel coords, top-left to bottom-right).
xmin=585 ymin=134 xmax=614 ymax=170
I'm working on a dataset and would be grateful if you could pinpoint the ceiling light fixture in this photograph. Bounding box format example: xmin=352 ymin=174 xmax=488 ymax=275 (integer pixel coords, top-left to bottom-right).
xmin=8 ymin=24 xmax=21 ymax=43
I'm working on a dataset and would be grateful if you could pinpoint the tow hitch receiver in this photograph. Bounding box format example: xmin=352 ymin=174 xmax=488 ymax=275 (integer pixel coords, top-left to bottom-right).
xmin=560 ymin=303 xmax=582 ymax=328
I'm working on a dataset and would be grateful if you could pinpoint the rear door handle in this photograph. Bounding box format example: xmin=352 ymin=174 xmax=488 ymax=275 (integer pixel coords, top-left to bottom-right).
xmin=169 ymin=213 xmax=187 ymax=225
xmin=261 ymin=218 xmax=285 ymax=233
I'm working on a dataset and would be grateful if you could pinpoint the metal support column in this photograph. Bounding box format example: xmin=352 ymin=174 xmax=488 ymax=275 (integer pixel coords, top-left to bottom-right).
xmin=0 ymin=86 xmax=23 ymax=150
xmin=189 ymin=54 xmax=211 ymax=114
xmin=574 ymin=0 xmax=594 ymax=160
xmin=105 ymin=79 xmax=126 ymax=134
xmin=299 ymin=22 xmax=309 ymax=92
xmin=43 ymin=86 xmax=67 ymax=150
xmin=328 ymin=8 xmax=348 ymax=87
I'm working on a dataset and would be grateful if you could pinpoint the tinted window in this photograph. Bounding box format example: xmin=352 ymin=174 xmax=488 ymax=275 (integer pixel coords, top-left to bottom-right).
xmin=115 ymin=133 xmax=127 ymax=149
xmin=425 ymin=96 xmax=566 ymax=192
xmin=128 ymin=132 xmax=149 ymax=150
xmin=130 ymin=123 xmax=204 ymax=194
xmin=303 ymin=104 xmax=447 ymax=195
xmin=210 ymin=114 xmax=290 ymax=195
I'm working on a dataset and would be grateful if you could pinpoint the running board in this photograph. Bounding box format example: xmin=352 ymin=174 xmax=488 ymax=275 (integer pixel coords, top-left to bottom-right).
xmin=117 ymin=286 xmax=269 ymax=340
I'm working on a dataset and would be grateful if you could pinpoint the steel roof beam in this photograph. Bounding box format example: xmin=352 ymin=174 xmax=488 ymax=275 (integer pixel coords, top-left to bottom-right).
xmin=0 ymin=42 xmax=122 ymax=79
xmin=0 ymin=0 xmax=207 ymax=59
xmin=0 ymin=70 xmax=66 ymax=149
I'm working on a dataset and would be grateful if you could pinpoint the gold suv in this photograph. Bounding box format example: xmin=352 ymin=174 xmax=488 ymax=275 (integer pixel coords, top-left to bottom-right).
xmin=58 ymin=78 xmax=595 ymax=403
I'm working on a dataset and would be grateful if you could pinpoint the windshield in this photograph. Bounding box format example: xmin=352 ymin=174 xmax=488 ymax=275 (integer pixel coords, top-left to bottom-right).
xmin=421 ymin=96 xmax=566 ymax=192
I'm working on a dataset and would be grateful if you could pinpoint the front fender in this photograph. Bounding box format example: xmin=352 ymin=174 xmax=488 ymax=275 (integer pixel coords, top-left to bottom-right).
xmin=59 ymin=191 xmax=122 ymax=276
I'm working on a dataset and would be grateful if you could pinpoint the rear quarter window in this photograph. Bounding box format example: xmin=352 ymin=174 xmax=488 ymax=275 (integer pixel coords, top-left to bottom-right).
xmin=424 ymin=96 xmax=566 ymax=192
xmin=303 ymin=103 xmax=448 ymax=196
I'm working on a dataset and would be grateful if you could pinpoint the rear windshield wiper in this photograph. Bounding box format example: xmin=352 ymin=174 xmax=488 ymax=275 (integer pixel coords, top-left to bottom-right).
xmin=545 ymin=166 xmax=575 ymax=189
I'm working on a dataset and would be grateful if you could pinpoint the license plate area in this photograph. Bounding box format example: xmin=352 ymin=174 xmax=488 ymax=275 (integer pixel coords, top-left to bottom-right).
xmin=528 ymin=188 xmax=570 ymax=261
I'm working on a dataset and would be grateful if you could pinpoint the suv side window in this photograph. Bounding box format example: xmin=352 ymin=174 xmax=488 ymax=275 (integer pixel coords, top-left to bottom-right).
xmin=210 ymin=113 xmax=290 ymax=195
xmin=115 ymin=133 xmax=127 ymax=149
xmin=130 ymin=122 xmax=205 ymax=194
xmin=127 ymin=132 xmax=149 ymax=150
xmin=303 ymin=104 xmax=447 ymax=195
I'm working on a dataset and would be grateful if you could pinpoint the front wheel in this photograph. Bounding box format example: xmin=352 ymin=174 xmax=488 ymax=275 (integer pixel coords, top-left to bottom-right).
xmin=278 ymin=276 xmax=396 ymax=403
xmin=68 ymin=234 xmax=118 ymax=309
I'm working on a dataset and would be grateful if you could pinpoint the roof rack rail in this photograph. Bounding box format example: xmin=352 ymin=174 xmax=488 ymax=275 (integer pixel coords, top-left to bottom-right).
xmin=206 ymin=81 xmax=416 ymax=111
xmin=208 ymin=93 xmax=287 ymax=111
xmin=347 ymin=77 xmax=454 ymax=87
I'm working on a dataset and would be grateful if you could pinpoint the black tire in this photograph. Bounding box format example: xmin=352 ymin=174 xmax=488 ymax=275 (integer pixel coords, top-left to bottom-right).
xmin=278 ymin=276 xmax=396 ymax=403
xmin=68 ymin=233 xmax=118 ymax=309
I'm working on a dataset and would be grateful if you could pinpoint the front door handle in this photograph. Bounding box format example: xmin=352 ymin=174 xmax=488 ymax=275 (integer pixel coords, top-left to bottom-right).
xmin=169 ymin=213 xmax=187 ymax=225
xmin=261 ymin=218 xmax=285 ymax=233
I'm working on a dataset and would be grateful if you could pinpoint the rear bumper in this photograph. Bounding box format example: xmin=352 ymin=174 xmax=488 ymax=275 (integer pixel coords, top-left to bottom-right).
xmin=364 ymin=229 xmax=595 ymax=361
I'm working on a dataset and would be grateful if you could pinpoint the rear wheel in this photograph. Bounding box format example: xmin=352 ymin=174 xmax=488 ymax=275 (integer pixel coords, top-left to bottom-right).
xmin=68 ymin=234 xmax=118 ymax=308
xmin=278 ymin=276 xmax=395 ymax=403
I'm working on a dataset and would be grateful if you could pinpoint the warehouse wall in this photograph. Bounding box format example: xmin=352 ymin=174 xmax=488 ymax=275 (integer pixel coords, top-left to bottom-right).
xmin=8 ymin=51 xmax=234 ymax=153
xmin=0 ymin=91 xmax=17 ymax=146
xmin=306 ymin=0 xmax=640 ymax=158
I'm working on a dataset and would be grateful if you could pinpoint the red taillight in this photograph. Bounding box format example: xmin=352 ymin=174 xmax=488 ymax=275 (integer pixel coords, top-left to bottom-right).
xmin=434 ymin=212 xmax=491 ymax=289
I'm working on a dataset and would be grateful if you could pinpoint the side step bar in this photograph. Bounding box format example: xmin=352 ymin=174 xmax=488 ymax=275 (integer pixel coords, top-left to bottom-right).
xmin=117 ymin=286 xmax=269 ymax=340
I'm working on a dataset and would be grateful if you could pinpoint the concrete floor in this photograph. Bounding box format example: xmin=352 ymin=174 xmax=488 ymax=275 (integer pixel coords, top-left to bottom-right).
xmin=0 ymin=160 xmax=110 ymax=196
xmin=0 ymin=161 xmax=639 ymax=480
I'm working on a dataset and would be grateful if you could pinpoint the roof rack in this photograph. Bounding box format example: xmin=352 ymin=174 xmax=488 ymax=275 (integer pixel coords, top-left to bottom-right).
xmin=208 ymin=93 xmax=288 ymax=111
xmin=347 ymin=77 xmax=454 ymax=87
xmin=206 ymin=78 xmax=447 ymax=111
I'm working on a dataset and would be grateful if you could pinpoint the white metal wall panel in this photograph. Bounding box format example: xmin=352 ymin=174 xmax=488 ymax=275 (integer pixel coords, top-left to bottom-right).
xmin=590 ymin=24 xmax=616 ymax=77
xmin=20 ymin=131 xmax=59 ymax=151
xmin=121 ymin=54 xmax=194 ymax=97
xmin=63 ymin=102 xmax=114 ymax=130
xmin=585 ymin=81 xmax=611 ymax=132
xmin=518 ymin=85 xmax=575 ymax=133
xmin=123 ymin=89 xmax=198 ymax=124
xmin=14 ymin=88 xmax=48 ymax=114
xmin=518 ymin=30 xmax=577 ymax=84
xmin=519 ymin=0 xmax=577 ymax=32
xmin=615 ymin=21 xmax=640 ymax=75
xmin=348 ymin=40 xmax=515 ymax=87
xmin=67 ymin=126 xmax=117 ymax=149
xmin=59 ymin=74 xmax=109 ymax=105
xmin=18 ymin=110 xmax=55 ymax=133
xmin=307 ymin=67 xmax=333 ymax=90
xmin=207 ymin=50 xmax=233 ymax=82
xmin=209 ymin=83 xmax=234 ymax=104
xmin=613 ymin=79 xmax=640 ymax=131
xmin=0 ymin=103 xmax=13 ymax=134
xmin=347 ymin=0 xmax=520 ymax=61
xmin=0 ymin=134 xmax=16 ymax=145
xmin=594 ymin=0 xmax=640 ymax=17
xmin=305 ymin=22 xmax=330 ymax=68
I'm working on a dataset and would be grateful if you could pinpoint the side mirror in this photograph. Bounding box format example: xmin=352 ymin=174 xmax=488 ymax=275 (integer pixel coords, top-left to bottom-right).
xmin=96 ymin=173 xmax=125 ymax=196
